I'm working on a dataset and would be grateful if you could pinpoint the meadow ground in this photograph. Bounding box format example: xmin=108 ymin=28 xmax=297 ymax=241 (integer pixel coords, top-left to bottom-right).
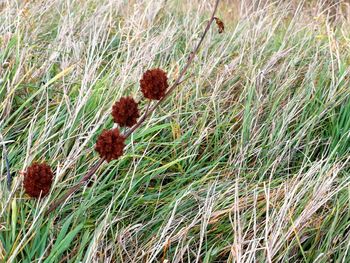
xmin=1 ymin=0 xmax=350 ymax=262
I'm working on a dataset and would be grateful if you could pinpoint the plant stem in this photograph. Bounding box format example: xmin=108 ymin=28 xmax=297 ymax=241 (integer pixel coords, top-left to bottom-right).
xmin=46 ymin=0 xmax=221 ymax=216
xmin=46 ymin=158 xmax=105 ymax=215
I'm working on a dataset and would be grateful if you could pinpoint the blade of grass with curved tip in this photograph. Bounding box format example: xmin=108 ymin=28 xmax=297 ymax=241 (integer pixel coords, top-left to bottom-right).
xmin=43 ymin=223 xmax=84 ymax=263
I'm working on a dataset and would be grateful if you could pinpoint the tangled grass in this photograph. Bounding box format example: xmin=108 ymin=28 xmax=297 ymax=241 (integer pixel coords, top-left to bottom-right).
xmin=1 ymin=0 xmax=350 ymax=262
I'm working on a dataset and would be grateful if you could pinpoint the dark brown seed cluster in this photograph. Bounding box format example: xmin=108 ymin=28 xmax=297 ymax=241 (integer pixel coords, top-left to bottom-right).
xmin=23 ymin=162 xmax=53 ymax=198
xmin=112 ymin=97 xmax=140 ymax=127
xmin=95 ymin=128 xmax=125 ymax=162
xmin=214 ymin=17 xmax=224 ymax=34
xmin=140 ymin=68 xmax=169 ymax=100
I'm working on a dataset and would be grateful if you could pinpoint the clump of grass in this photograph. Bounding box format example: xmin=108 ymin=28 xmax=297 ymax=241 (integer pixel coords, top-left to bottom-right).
xmin=43 ymin=0 xmax=221 ymax=215
xmin=1 ymin=0 xmax=350 ymax=262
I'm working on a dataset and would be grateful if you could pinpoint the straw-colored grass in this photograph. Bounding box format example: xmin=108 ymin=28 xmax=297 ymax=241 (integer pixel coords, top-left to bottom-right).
xmin=1 ymin=0 xmax=350 ymax=262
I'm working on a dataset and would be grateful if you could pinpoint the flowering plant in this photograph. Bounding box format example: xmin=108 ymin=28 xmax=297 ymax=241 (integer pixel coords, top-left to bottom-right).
xmin=20 ymin=0 xmax=223 ymax=215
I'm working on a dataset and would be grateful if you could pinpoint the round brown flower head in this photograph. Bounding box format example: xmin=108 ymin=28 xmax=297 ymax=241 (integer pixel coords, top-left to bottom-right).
xmin=112 ymin=97 xmax=140 ymax=127
xmin=140 ymin=68 xmax=169 ymax=100
xmin=23 ymin=162 xmax=53 ymax=198
xmin=95 ymin=128 xmax=125 ymax=162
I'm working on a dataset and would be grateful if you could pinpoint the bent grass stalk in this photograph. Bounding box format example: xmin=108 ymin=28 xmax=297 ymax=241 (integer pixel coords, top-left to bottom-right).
xmin=45 ymin=0 xmax=221 ymax=215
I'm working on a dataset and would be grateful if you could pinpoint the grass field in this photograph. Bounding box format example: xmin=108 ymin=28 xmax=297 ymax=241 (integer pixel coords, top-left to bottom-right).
xmin=1 ymin=0 xmax=350 ymax=262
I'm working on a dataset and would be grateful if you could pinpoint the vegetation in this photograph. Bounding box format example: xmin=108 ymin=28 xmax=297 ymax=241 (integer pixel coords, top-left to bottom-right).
xmin=1 ymin=0 xmax=350 ymax=262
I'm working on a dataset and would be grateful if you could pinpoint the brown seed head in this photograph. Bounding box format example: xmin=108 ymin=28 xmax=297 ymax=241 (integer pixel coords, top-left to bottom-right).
xmin=95 ymin=128 xmax=125 ymax=162
xmin=214 ymin=17 xmax=224 ymax=34
xmin=23 ymin=162 xmax=53 ymax=198
xmin=140 ymin=68 xmax=168 ymax=100
xmin=112 ymin=97 xmax=140 ymax=127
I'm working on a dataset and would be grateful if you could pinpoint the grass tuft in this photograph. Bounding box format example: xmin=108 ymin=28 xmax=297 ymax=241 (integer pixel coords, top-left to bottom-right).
xmin=1 ymin=0 xmax=350 ymax=262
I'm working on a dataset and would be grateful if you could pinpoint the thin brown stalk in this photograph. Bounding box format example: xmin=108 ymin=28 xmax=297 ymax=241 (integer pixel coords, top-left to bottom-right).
xmin=46 ymin=158 xmax=104 ymax=214
xmin=46 ymin=0 xmax=221 ymax=215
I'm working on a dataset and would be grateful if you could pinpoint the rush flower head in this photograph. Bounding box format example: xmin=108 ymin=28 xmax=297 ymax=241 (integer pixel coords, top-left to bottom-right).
xmin=23 ymin=162 xmax=53 ymax=198
xmin=95 ymin=128 xmax=125 ymax=162
xmin=214 ymin=17 xmax=224 ymax=33
xmin=140 ymin=68 xmax=169 ymax=100
xmin=112 ymin=96 xmax=140 ymax=127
